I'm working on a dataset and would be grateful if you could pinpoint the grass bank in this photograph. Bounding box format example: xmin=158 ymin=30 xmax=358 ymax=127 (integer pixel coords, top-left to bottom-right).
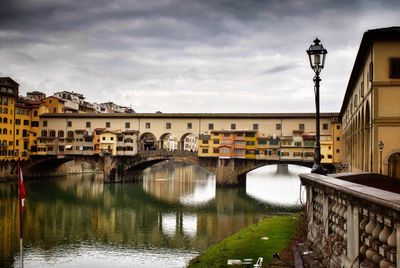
xmin=188 ymin=214 xmax=300 ymax=268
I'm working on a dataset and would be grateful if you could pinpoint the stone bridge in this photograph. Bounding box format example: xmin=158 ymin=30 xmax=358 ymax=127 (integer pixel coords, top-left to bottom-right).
xmin=22 ymin=150 xmax=324 ymax=186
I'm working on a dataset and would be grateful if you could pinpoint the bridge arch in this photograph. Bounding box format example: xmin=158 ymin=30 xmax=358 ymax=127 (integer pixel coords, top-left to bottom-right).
xmin=140 ymin=132 xmax=157 ymax=151
xmin=180 ymin=133 xmax=198 ymax=152
xmin=159 ymin=133 xmax=177 ymax=151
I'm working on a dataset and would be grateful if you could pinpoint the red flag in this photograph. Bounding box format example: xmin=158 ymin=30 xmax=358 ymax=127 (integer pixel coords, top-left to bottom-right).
xmin=18 ymin=158 xmax=26 ymax=208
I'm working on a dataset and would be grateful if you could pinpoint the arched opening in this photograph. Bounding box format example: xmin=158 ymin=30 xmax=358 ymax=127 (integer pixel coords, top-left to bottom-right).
xmin=365 ymin=101 xmax=371 ymax=172
xmin=140 ymin=132 xmax=157 ymax=151
xmin=388 ymin=153 xmax=400 ymax=179
xmin=180 ymin=133 xmax=198 ymax=152
xmin=159 ymin=133 xmax=177 ymax=151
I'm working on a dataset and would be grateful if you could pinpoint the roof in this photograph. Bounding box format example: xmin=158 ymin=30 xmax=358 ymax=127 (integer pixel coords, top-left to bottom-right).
xmin=40 ymin=112 xmax=339 ymax=119
xmin=0 ymin=77 xmax=19 ymax=87
xmin=43 ymin=95 xmax=66 ymax=102
xmin=339 ymin=26 xmax=400 ymax=118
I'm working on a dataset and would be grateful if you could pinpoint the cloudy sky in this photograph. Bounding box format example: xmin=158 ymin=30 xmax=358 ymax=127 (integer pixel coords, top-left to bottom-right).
xmin=1 ymin=0 xmax=399 ymax=113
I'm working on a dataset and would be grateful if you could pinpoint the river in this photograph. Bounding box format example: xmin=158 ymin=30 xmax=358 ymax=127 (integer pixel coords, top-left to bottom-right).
xmin=0 ymin=162 xmax=308 ymax=268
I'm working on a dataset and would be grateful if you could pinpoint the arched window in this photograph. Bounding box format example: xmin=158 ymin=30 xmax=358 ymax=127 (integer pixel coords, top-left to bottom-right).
xmin=2 ymin=128 xmax=7 ymax=134
xmin=4 ymin=107 xmax=8 ymax=114
xmin=3 ymin=118 xmax=7 ymax=123
xmin=58 ymin=130 xmax=64 ymax=138
xmin=41 ymin=130 xmax=47 ymax=137
xmin=49 ymin=130 xmax=56 ymax=137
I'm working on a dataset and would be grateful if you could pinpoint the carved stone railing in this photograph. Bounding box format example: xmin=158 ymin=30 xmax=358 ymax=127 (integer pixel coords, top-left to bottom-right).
xmin=300 ymin=173 xmax=400 ymax=268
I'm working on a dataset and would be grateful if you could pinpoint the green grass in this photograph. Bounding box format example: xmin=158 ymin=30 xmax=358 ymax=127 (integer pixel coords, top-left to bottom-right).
xmin=188 ymin=214 xmax=300 ymax=268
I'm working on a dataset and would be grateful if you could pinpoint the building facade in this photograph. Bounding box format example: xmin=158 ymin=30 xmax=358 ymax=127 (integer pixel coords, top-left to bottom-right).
xmin=0 ymin=77 xmax=19 ymax=160
xmin=38 ymin=113 xmax=342 ymax=165
xmin=340 ymin=27 xmax=400 ymax=177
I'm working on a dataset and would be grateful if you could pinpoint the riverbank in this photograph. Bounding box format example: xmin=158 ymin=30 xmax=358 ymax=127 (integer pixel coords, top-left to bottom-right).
xmin=188 ymin=213 xmax=301 ymax=268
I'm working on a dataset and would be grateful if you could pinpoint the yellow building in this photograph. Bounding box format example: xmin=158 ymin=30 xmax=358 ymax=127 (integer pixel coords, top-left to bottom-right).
xmin=340 ymin=27 xmax=400 ymax=177
xmin=42 ymin=96 xmax=65 ymax=113
xmin=99 ymin=131 xmax=118 ymax=156
xmin=0 ymin=77 xmax=19 ymax=160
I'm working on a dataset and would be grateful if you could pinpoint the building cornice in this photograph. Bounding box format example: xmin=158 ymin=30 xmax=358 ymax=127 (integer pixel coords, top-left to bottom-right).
xmin=40 ymin=112 xmax=339 ymax=119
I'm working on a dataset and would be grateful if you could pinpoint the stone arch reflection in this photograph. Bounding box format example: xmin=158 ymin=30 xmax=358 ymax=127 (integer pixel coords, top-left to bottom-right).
xmin=142 ymin=161 xmax=215 ymax=205
xmin=245 ymin=164 xmax=309 ymax=207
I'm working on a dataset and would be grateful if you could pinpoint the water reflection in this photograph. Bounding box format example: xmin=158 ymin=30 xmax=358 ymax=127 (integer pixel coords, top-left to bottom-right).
xmin=0 ymin=162 xmax=304 ymax=268
xmin=246 ymin=164 xmax=308 ymax=207
xmin=142 ymin=161 xmax=215 ymax=206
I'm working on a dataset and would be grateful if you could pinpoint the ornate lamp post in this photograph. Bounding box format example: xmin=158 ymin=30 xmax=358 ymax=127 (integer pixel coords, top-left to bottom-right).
xmin=307 ymin=38 xmax=328 ymax=174
xmin=379 ymin=141 xmax=384 ymax=174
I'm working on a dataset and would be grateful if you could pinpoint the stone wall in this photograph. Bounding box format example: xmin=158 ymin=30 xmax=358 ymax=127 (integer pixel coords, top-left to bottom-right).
xmin=300 ymin=173 xmax=400 ymax=268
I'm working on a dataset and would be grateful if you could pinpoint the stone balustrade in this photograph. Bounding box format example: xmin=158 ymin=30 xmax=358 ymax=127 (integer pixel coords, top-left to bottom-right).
xmin=300 ymin=173 xmax=400 ymax=268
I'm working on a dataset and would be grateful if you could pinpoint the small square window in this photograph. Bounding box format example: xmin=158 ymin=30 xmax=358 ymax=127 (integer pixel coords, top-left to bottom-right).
xmin=166 ymin=122 xmax=171 ymax=129
xmin=336 ymin=149 xmax=340 ymax=153
xmin=145 ymin=122 xmax=151 ymax=129
xmin=322 ymin=123 xmax=328 ymax=130
xmin=67 ymin=121 xmax=72 ymax=127
xmin=43 ymin=120 xmax=48 ymax=127
xmin=106 ymin=122 xmax=110 ymax=128
xmin=276 ymin=124 xmax=281 ymax=130
xmin=336 ymin=125 xmax=340 ymax=130
xmin=336 ymin=137 xmax=340 ymax=141
xmin=231 ymin=124 xmax=236 ymax=130
xmin=253 ymin=124 xmax=258 ymax=130
xmin=208 ymin=123 xmax=214 ymax=130
xmin=86 ymin=122 xmax=91 ymax=128
xmin=299 ymin=123 xmax=304 ymax=130
xmin=187 ymin=123 xmax=192 ymax=129
xmin=125 ymin=122 xmax=130 ymax=129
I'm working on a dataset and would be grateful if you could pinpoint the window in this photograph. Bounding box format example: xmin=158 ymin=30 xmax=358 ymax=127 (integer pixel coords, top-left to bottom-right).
xmin=213 ymin=139 xmax=219 ymax=144
xmin=43 ymin=120 xmax=47 ymax=127
xmin=224 ymin=133 xmax=230 ymax=137
xmin=58 ymin=130 xmax=64 ymax=138
xmin=86 ymin=122 xmax=91 ymax=128
xmin=336 ymin=125 xmax=340 ymax=130
xmin=16 ymin=139 xmax=19 ymax=146
xmin=202 ymin=148 xmax=209 ymax=153
xmin=322 ymin=123 xmax=328 ymax=130
xmin=53 ymin=108 xmax=56 ymax=113
xmin=31 ymin=121 xmax=39 ymax=127
xmin=258 ymin=139 xmax=267 ymax=145
xmin=270 ymin=139 xmax=279 ymax=145
xmin=33 ymin=111 xmax=38 ymax=117
xmin=16 ymin=129 xmax=19 ymax=135
xmin=67 ymin=131 xmax=74 ymax=138
xmin=281 ymin=152 xmax=290 ymax=157
xmin=49 ymin=130 xmax=56 ymax=137
xmin=166 ymin=122 xmax=171 ymax=129
xmin=293 ymin=152 xmax=303 ymax=157
xmin=276 ymin=123 xmax=281 ymax=130
xmin=187 ymin=123 xmax=192 ymax=129
xmin=231 ymin=123 xmax=236 ymax=130
xmin=67 ymin=121 xmax=72 ymax=127
xmin=213 ymin=148 xmax=219 ymax=153
xmin=336 ymin=149 xmax=340 ymax=153
xmin=361 ymin=81 xmax=364 ymax=97
xmin=145 ymin=122 xmax=151 ymax=129
xmin=299 ymin=123 xmax=304 ymax=130
xmin=208 ymin=123 xmax=214 ymax=130
xmin=336 ymin=137 xmax=340 ymax=141
xmin=125 ymin=122 xmax=130 ymax=129
xmin=23 ymin=120 xmax=29 ymax=126
xmin=389 ymin=58 xmax=400 ymax=78
xmin=245 ymin=132 xmax=255 ymax=137
xmin=102 ymin=137 xmax=106 ymax=141
xmin=106 ymin=122 xmax=110 ymax=128
xmin=202 ymin=140 xmax=209 ymax=144
xmin=253 ymin=124 xmax=258 ymax=130
xmin=41 ymin=130 xmax=47 ymax=137
xmin=110 ymin=137 xmax=114 ymax=141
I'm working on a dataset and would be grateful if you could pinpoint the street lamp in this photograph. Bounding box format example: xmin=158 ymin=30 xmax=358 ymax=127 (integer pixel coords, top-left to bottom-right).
xmin=379 ymin=141 xmax=384 ymax=174
xmin=307 ymin=38 xmax=328 ymax=175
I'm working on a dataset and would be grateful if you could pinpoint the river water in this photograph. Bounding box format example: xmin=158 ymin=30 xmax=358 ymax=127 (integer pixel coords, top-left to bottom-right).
xmin=0 ymin=162 xmax=308 ymax=268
